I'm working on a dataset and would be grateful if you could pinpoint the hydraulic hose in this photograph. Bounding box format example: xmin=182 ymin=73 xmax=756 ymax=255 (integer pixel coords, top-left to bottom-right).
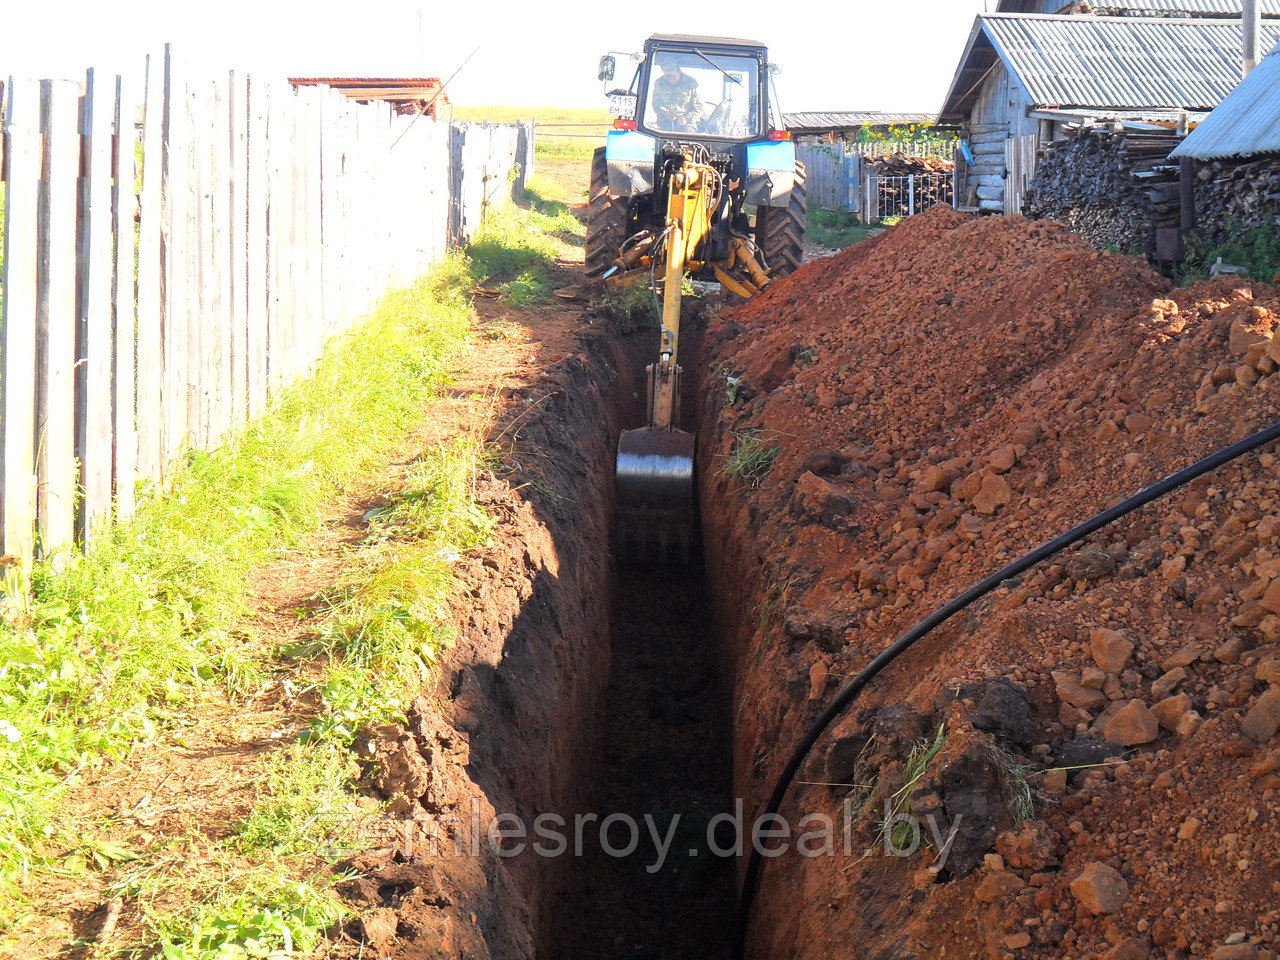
xmin=731 ymin=419 xmax=1280 ymax=960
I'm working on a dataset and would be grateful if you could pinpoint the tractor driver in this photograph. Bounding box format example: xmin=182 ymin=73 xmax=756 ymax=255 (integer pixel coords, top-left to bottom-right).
xmin=651 ymin=59 xmax=703 ymax=132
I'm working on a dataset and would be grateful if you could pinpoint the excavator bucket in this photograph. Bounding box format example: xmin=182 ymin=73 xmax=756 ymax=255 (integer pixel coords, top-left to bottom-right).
xmin=615 ymin=427 xmax=695 ymax=561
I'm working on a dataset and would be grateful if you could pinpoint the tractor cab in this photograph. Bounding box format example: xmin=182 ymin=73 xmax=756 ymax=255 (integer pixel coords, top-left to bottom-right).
xmin=639 ymin=39 xmax=765 ymax=140
xmin=599 ymin=34 xmax=775 ymax=144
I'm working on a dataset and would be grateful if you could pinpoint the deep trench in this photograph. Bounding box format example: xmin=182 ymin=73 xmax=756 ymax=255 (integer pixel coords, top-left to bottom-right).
xmin=552 ymin=316 xmax=735 ymax=960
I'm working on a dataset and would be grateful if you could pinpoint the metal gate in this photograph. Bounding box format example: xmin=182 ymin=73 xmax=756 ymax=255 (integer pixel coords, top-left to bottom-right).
xmin=864 ymin=173 xmax=952 ymax=221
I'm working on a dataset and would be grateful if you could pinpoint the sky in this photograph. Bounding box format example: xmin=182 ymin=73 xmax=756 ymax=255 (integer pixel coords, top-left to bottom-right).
xmin=1 ymin=0 xmax=992 ymax=113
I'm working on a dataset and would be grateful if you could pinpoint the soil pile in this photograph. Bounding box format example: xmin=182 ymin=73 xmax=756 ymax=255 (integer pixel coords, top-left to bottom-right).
xmin=698 ymin=206 xmax=1280 ymax=960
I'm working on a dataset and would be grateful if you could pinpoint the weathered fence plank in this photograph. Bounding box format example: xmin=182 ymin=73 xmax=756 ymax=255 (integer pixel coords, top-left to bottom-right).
xmin=2 ymin=79 xmax=43 ymax=565
xmin=229 ymin=71 xmax=248 ymax=428
xmin=78 ymin=68 xmax=117 ymax=546
xmin=163 ymin=47 xmax=190 ymax=468
xmin=211 ymin=77 xmax=232 ymax=444
xmin=245 ymin=76 xmax=268 ymax=417
xmin=36 ymin=79 xmax=80 ymax=558
xmin=136 ymin=53 xmax=165 ymax=486
xmin=112 ymin=74 xmax=139 ymax=520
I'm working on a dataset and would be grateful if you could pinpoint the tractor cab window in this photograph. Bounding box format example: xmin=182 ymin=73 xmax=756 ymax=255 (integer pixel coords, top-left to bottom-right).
xmin=643 ymin=51 xmax=759 ymax=139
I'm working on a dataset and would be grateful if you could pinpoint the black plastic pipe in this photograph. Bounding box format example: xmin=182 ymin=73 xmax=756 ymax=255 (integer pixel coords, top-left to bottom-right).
xmin=731 ymin=419 xmax=1280 ymax=960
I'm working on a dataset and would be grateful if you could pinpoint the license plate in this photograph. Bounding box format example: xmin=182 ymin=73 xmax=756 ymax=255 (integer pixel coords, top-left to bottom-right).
xmin=607 ymin=94 xmax=636 ymax=117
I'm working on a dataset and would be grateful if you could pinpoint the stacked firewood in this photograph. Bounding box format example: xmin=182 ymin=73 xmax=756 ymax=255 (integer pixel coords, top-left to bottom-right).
xmin=863 ymin=154 xmax=954 ymax=176
xmin=1023 ymin=122 xmax=1280 ymax=254
xmin=1021 ymin=124 xmax=1182 ymax=254
xmin=864 ymin=153 xmax=955 ymax=209
xmin=1193 ymin=158 xmax=1280 ymax=235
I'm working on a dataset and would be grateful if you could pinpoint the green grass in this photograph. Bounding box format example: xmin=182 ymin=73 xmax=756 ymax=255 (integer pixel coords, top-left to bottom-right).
xmin=805 ymin=207 xmax=875 ymax=250
xmin=469 ymin=190 xmax=582 ymax=306
xmin=519 ymin=177 xmax=583 ymax=233
xmin=722 ymin=430 xmax=781 ymax=489
xmin=1178 ymin=220 xmax=1280 ymax=285
xmin=130 ymin=864 xmax=346 ymax=960
xmin=878 ymin=724 xmax=947 ymax=853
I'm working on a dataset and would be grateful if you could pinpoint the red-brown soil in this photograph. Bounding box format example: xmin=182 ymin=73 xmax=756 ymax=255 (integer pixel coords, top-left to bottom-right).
xmin=697 ymin=206 xmax=1280 ymax=960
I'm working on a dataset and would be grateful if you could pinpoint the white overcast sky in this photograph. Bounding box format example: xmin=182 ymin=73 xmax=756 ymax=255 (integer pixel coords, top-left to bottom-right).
xmin=1 ymin=0 xmax=992 ymax=113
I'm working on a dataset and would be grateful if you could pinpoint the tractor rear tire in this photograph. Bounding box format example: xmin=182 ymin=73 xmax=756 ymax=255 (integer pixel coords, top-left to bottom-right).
xmin=586 ymin=147 xmax=627 ymax=279
xmin=756 ymin=160 xmax=808 ymax=278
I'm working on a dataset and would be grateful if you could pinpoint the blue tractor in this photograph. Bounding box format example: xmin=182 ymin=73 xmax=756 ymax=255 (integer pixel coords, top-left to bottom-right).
xmin=593 ymin=34 xmax=807 ymax=557
xmin=589 ymin=34 xmax=807 ymax=284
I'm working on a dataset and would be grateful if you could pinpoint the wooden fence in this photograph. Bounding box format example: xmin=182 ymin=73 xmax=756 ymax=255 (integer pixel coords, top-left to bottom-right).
xmin=797 ymin=144 xmax=865 ymax=217
xmin=0 ymin=50 xmax=534 ymax=566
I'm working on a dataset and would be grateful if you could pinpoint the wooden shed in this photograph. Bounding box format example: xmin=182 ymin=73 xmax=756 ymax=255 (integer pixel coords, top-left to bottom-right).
xmin=938 ymin=13 xmax=1280 ymax=213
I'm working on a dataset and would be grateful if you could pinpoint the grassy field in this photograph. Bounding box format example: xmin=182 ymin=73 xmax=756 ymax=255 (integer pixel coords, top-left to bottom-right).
xmin=450 ymin=104 xmax=610 ymax=158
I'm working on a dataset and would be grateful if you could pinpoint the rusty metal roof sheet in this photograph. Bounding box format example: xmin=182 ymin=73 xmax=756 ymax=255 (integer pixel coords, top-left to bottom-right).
xmin=1170 ymin=40 xmax=1280 ymax=157
xmin=783 ymin=111 xmax=938 ymax=130
xmin=940 ymin=13 xmax=1280 ymax=118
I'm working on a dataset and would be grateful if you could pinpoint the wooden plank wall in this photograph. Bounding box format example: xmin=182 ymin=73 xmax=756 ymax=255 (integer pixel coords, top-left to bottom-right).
xmin=1004 ymin=134 xmax=1038 ymax=215
xmin=795 ymin=143 xmax=867 ymax=218
xmin=0 ymin=52 xmax=528 ymax=567
xmin=795 ymin=143 xmax=847 ymax=213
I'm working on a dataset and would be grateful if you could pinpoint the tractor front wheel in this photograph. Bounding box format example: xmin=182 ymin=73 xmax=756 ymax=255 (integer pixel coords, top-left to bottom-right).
xmin=586 ymin=147 xmax=627 ymax=279
xmin=755 ymin=160 xmax=808 ymax=278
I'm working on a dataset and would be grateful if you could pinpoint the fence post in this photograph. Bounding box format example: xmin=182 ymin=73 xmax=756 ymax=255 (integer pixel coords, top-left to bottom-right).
xmin=2 ymin=78 xmax=41 ymax=566
xmin=908 ymin=174 xmax=915 ymax=217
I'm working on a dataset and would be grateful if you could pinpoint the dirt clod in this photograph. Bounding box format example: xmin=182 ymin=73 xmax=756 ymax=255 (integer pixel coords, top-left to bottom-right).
xmin=1070 ymin=861 xmax=1130 ymax=915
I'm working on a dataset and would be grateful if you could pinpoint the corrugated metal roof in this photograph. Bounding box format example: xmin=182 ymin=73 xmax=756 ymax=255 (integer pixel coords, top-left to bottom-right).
xmin=1088 ymin=0 xmax=1280 ymax=15
xmin=940 ymin=14 xmax=1280 ymax=117
xmin=1170 ymin=42 xmax=1280 ymax=157
xmin=783 ymin=111 xmax=937 ymax=130
xmin=999 ymin=0 xmax=1280 ymax=14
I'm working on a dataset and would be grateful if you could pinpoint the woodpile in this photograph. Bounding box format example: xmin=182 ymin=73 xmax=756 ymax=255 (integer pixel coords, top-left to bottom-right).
xmin=863 ymin=154 xmax=954 ymax=176
xmin=864 ymin=153 xmax=955 ymax=209
xmin=1023 ymin=122 xmax=1280 ymax=255
xmin=1021 ymin=124 xmax=1182 ymax=254
xmin=1193 ymin=157 xmax=1280 ymax=235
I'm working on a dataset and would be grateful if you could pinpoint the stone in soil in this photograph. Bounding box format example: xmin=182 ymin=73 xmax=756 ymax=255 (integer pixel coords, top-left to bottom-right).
xmin=1069 ymin=861 xmax=1130 ymax=915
